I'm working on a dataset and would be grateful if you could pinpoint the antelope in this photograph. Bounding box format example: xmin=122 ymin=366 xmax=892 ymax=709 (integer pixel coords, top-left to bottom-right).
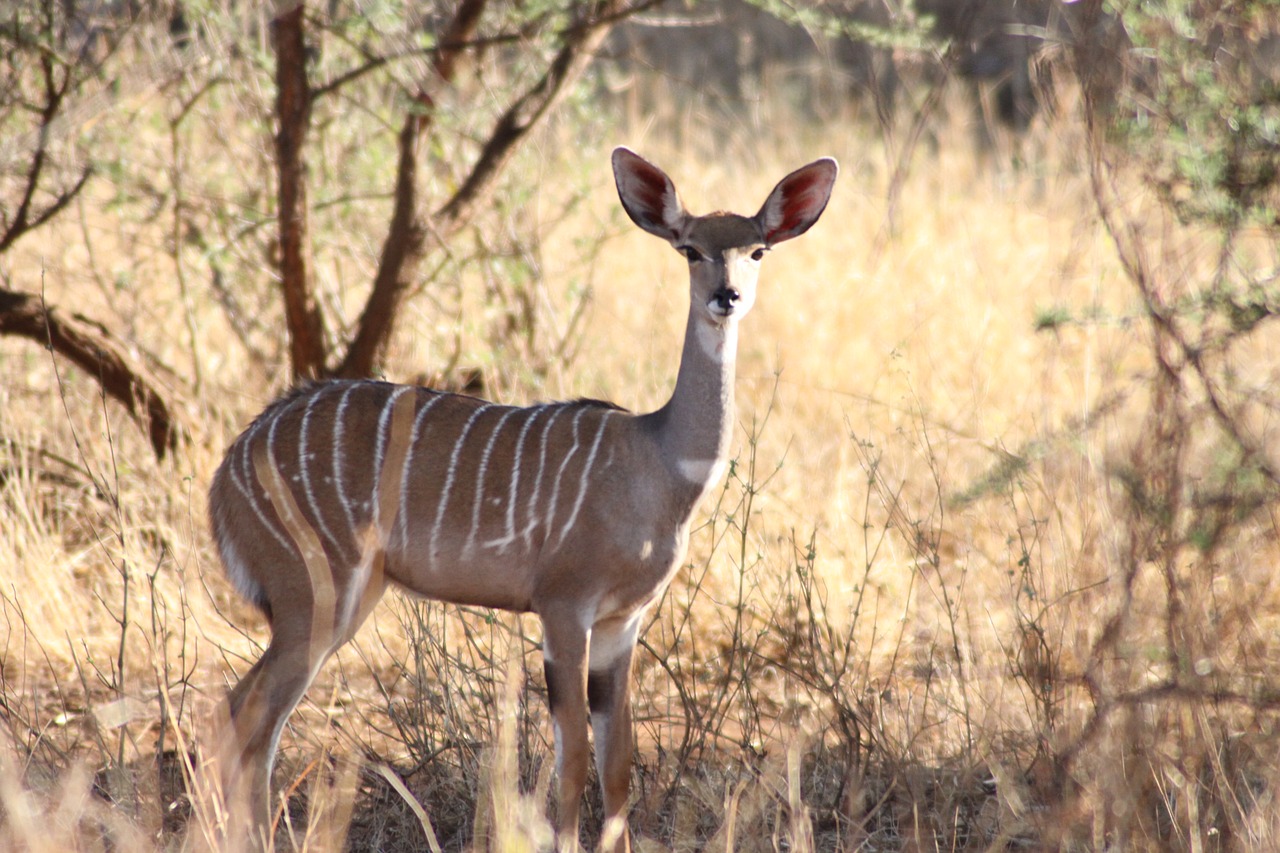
xmin=208 ymin=147 xmax=837 ymax=851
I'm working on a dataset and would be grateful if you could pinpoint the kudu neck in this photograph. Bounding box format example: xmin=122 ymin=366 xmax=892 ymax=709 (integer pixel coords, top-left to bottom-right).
xmin=650 ymin=310 xmax=739 ymax=469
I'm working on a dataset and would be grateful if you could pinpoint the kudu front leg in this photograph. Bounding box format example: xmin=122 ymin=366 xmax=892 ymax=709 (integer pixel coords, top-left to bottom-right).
xmin=542 ymin=615 xmax=591 ymax=852
xmin=588 ymin=640 xmax=636 ymax=853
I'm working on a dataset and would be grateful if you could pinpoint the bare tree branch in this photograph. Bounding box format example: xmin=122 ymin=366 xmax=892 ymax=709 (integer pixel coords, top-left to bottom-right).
xmin=337 ymin=0 xmax=631 ymax=378
xmin=0 ymin=14 xmax=93 ymax=255
xmin=434 ymin=0 xmax=632 ymax=229
xmin=0 ymin=288 xmax=182 ymax=460
xmin=334 ymin=0 xmax=489 ymax=379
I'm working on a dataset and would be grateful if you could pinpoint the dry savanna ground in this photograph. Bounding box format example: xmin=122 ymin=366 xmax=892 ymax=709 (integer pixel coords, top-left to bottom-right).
xmin=3 ymin=69 xmax=1280 ymax=851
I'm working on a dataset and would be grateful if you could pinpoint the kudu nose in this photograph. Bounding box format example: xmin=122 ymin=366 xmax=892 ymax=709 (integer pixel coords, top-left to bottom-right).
xmin=712 ymin=286 xmax=740 ymax=313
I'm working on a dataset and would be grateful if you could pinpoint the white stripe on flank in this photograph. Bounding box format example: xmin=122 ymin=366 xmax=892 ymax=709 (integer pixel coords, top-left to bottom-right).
xmin=298 ymin=388 xmax=348 ymax=560
xmin=395 ymin=392 xmax=449 ymax=552
xmin=232 ymin=417 xmax=264 ymax=499
xmin=429 ymin=404 xmax=492 ymax=564
xmin=543 ymin=407 xmax=587 ymax=544
xmin=332 ymin=383 xmax=361 ymax=534
xmin=521 ymin=405 xmax=567 ymax=549
xmin=372 ymin=386 xmax=413 ymax=530
xmin=484 ymin=404 xmax=548 ymax=552
xmin=265 ymin=414 xmax=287 ymax=503
xmin=464 ymin=407 xmax=518 ymax=556
xmin=555 ymin=410 xmax=614 ymax=547
xmin=229 ymin=417 xmax=294 ymax=553
xmin=266 ymin=411 xmax=321 ymax=554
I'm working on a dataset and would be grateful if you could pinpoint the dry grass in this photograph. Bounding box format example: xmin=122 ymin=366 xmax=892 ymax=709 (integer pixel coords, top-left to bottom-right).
xmin=4 ymin=57 xmax=1280 ymax=851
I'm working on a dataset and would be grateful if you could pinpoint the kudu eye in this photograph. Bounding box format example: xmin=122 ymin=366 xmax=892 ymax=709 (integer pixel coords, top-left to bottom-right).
xmin=679 ymin=246 xmax=703 ymax=263
xmin=750 ymin=247 xmax=767 ymax=262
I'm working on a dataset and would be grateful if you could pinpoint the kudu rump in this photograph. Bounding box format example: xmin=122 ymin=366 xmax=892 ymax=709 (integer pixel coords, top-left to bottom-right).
xmin=210 ymin=148 xmax=837 ymax=850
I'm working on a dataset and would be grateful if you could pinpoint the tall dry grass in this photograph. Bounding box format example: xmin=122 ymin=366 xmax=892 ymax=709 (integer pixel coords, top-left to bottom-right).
xmin=4 ymin=55 xmax=1280 ymax=850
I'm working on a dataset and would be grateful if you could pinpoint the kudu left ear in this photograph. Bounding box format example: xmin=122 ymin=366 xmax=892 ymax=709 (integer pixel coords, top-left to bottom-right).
xmin=754 ymin=158 xmax=839 ymax=245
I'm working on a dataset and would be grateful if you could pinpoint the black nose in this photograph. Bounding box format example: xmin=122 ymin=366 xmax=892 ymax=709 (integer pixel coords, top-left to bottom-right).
xmin=713 ymin=287 xmax=740 ymax=311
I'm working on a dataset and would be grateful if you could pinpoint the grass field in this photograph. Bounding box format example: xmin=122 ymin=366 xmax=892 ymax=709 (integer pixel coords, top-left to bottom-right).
xmin=4 ymin=48 xmax=1280 ymax=851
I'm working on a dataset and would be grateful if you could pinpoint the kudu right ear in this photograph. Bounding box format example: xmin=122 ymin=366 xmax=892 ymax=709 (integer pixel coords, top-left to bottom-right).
xmin=612 ymin=147 xmax=686 ymax=242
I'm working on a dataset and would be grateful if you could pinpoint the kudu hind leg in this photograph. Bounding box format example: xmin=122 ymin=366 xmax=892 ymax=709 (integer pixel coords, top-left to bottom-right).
xmin=221 ymin=566 xmax=384 ymax=835
xmin=222 ymin=627 xmax=322 ymax=836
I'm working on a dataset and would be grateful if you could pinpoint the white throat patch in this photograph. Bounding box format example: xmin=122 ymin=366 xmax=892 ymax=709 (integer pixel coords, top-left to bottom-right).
xmin=695 ymin=316 xmax=738 ymax=360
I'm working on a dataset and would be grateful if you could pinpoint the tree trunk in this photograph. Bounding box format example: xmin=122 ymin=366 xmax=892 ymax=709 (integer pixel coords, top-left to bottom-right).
xmin=335 ymin=113 xmax=429 ymax=379
xmin=273 ymin=1 xmax=327 ymax=380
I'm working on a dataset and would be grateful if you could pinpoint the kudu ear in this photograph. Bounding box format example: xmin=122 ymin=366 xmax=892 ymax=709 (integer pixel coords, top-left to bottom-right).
xmin=612 ymin=147 xmax=686 ymax=242
xmin=754 ymin=158 xmax=838 ymax=245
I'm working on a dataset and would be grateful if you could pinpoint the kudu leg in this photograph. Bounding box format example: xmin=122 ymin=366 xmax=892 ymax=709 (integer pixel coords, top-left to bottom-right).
xmin=222 ymin=626 xmax=320 ymax=840
xmin=542 ymin=614 xmax=591 ymax=852
xmin=588 ymin=643 xmax=635 ymax=853
xmin=221 ymin=576 xmax=383 ymax=846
